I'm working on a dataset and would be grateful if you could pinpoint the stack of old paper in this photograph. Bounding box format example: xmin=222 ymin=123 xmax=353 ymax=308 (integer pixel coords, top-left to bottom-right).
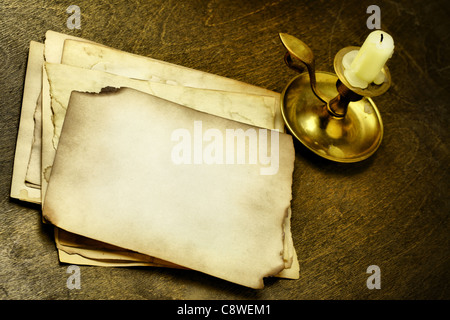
xmin=11 ymin=31 xmax=298 ymax=289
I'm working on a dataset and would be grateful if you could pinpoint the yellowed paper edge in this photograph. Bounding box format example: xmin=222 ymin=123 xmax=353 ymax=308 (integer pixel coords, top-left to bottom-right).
xmin=10 ymin=41 xmax=43 ymax=204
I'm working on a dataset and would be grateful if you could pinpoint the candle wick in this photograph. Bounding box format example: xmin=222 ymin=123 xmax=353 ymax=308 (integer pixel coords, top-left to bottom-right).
xmin=380 ymin=34 xmax=384 ymax=43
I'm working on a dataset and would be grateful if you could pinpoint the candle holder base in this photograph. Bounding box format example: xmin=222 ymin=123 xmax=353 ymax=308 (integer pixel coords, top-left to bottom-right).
xmin=281 ymin=71 xmax=383 ymax=163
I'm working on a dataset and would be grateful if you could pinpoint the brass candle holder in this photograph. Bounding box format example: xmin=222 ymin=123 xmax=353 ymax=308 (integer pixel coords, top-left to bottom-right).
xmin=279 ymin=33 xmax=391 ymax=163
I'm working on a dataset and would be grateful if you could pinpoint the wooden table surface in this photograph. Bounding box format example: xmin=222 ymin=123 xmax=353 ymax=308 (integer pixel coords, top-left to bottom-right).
xmin=0 ymin=0 xmax=448 ymax=300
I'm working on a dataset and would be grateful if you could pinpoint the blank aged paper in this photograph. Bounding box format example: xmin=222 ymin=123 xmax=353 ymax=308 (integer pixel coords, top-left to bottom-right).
xmin=11 ymin=31 xmax=299 ymax=284
xmin=43 ymin=88 xmax=295 ymax=289
xmin=10 ymin=41 xmax=43 ymax=204
xmin=55 ymin=32 xmax=297 ymax=280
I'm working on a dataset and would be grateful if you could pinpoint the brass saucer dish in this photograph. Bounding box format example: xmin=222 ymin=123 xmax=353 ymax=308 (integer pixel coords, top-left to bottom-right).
xmin=279 ymin=33 xmax=390 ymax=163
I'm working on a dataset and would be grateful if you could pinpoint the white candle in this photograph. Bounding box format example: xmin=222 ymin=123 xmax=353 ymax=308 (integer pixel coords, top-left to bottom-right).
xmin=344 ymin=30 xmax=394 ymax=89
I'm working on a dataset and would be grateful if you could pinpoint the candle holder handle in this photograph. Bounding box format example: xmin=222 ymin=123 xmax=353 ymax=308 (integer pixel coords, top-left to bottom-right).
xmin=280 ymin=33 xmax=329 ymax=105
xmin=279 ymin=34 xmax=391 ymax=163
